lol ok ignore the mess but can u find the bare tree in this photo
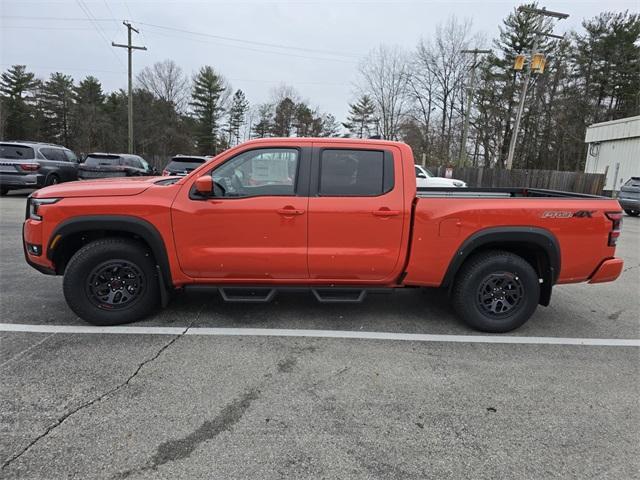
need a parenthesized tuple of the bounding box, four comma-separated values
(137, 59, 190, 112)
(356, 45, 409, 140)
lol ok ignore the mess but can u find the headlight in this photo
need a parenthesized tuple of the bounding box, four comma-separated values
(28, 198, 60, 221)
(453, 181, 466, 188)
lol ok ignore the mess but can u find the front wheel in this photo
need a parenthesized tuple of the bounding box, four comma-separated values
(452, 250, 540, 333)
(63, 238, 159, 325)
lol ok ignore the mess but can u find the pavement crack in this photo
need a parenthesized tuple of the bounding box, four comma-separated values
(1, 325, 192, 471)
(622, 263, 640, 273)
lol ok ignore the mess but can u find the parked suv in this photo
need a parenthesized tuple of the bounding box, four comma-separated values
(162, 155, 211, 176)
(0, 141, 79, 195)
(78, 153, 155, 179)
(618, 177, 640, 217)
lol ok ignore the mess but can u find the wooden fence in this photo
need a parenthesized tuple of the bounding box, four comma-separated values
(428, 166, 606, 195)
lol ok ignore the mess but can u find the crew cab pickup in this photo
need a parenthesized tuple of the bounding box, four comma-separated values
(23, 138, 624, 332)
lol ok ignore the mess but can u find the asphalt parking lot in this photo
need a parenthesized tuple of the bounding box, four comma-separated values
(1, 190, 639, 479)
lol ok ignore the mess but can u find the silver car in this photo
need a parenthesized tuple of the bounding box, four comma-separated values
(618, 177, 640, 217)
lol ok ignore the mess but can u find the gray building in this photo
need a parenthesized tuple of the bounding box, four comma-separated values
(584, 115, 640, 194)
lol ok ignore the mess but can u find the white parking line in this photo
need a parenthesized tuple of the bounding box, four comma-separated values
(1, 323, 638, 346)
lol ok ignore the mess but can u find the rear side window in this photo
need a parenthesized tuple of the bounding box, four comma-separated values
(319, 149, 394, 196)
(0, 144, 35, 159)
(40, 148, 66, 161)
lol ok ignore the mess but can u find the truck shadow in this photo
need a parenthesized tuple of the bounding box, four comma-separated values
(157, 287, 465, 334)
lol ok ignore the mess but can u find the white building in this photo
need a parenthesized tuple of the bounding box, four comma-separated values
(584, 115, 640, 193)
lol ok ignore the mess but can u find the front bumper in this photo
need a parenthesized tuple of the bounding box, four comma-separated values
(22, 220, 56, 275)
(0, 172, 46, 189)
(588, 258, 624, 284)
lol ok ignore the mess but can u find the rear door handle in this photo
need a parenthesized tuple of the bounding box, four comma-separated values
(277, 207, 305, 216)
(372, 209, 400, 217)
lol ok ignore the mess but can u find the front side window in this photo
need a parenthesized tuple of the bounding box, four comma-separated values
(212, 148, 299, 197)
(319, 149, 392, 196)
(64, 150, 78, 163)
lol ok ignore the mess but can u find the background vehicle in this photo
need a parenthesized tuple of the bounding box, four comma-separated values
(618, 177, 640, 216)
(162, 155, 211, 176)
(0, 141, 79, 195)
(23, 138, 624, 333)
(415, 164, 466, 188)
(78, 153, 155, 179)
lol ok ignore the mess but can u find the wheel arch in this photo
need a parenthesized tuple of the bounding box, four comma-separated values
(442, 227, 560, 306)
(47, 215, 172, 288)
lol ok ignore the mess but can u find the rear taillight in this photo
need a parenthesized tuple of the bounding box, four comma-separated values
(605, 211, 623, 247)
(19, 163, 40, 172)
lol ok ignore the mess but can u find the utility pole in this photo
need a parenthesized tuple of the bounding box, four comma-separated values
(112, 21, 147, 154)
(458, 48, 491, 167)
(505, 6, 568, 170)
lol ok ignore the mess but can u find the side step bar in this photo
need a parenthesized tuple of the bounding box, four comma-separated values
(185, 285, 393, 304)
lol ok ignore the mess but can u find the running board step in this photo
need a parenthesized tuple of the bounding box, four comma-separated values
(312, 288, 367, 303)
(219, 287, 276, 303)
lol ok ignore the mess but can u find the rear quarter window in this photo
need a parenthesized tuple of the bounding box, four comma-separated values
(0, 144, 35, 160)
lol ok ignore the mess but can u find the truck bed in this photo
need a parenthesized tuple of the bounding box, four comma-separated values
(416, 187, 606, 199)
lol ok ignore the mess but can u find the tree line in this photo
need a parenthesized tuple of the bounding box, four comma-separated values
(350, 6, 639, 170)
(1, 3, 638, 171)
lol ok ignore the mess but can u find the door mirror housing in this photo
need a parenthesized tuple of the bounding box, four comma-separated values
(417, 172, 427, 179)
(194, 175, 213, 196)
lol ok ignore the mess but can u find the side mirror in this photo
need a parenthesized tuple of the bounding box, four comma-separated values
(417, 172, 427, 179)
(194, 175, 213, 196)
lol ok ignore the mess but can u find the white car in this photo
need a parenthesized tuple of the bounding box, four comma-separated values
(415, 164, 467, 188)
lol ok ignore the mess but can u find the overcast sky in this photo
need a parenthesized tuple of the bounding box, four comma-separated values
(1, 0, 637, 122)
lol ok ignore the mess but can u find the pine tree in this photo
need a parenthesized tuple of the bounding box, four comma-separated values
(226, 89, 249, 146)
(252, 103, 273, 138)
(343, 95, 376, 138)
(271, 97, 296, 136)
(73, 76, 106, 152)
(190, 66, 228, 155)
(0, 65, 38, 140)
(41, 72, 75, 146)
(321, 113, 340, 137)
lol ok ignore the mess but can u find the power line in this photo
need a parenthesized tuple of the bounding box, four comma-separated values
(143, 29, 358, 64)
(2, 15, 363, 60)
(75, 0, 125, 68)
(136, 22, 363, 59)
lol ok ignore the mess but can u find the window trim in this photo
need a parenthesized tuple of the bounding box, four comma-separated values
(312, 147, 395, 198)
(190, 146, 311, 201)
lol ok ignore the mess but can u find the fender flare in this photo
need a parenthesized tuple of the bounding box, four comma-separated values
(47, 215, 173, 287)
(441, 226, 561, 305)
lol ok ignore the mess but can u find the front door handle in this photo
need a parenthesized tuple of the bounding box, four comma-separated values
(372, 208, 400, 217)
(277, 206, 305, 216)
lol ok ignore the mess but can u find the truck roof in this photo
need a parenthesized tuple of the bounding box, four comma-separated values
(240, 137, 408, 148)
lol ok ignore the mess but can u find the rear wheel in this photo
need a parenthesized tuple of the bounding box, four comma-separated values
(0, 187, 8, 196)
(63, 238, 159, 325)
(452, 250, 540, 333)
(624, 209, 639, 217)
(45, 174, 60, 186)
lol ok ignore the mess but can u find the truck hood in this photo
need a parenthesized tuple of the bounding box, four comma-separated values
(32, 176, 164, 198)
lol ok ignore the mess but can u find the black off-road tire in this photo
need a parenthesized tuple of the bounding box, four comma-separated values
(624, 209, 639, 217)
(452, 250, 540, 333)
(63, 238, 159, 325)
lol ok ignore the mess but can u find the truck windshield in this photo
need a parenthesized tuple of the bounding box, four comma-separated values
(0, 144, 35, 160)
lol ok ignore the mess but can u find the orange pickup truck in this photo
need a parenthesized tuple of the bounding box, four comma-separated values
(23, 138, 624, 332)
